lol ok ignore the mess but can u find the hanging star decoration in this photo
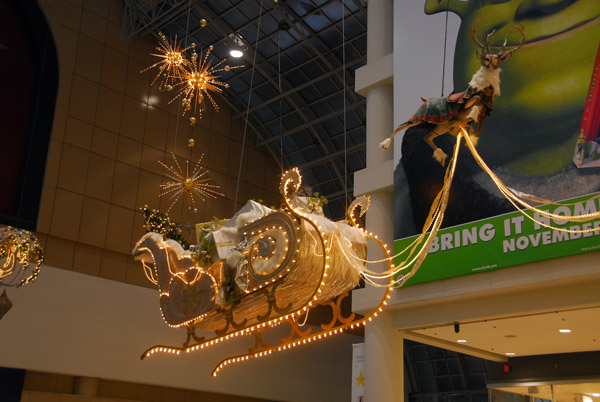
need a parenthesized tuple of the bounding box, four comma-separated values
(157, 141, 224, 212)
(141, 24, 243, 118)
(141, 31, 195, 91)
(170, 45, 243, 117)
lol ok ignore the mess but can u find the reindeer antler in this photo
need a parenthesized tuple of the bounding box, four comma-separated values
(500, 24, 525, 57)
(470, 18, 496, 57)
(469, 17, 486, 51)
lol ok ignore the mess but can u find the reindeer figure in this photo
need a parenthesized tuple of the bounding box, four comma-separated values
(379, 19, 524, 166)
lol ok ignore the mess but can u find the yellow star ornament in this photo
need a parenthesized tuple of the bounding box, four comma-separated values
(355, 371, 365, 388)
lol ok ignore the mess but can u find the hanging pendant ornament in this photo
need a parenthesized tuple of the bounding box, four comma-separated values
(0, 227, 44, 287)
(169, 45, 243, 118)
(158, 153, 224, 212)
(141, 32, 196, 90)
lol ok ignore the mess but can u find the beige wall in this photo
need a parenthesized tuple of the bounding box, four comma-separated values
(1, 3, 359, 401)
(1, 266, 357, 402)
(21, 372, 274, 401)
(35, 0, 280, 288)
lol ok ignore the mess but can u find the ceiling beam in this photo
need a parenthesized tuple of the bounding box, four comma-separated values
(195, 0, 347, 191)
(122, 0, 191, 40)
(254, 86, 365, 130)
(267, 0, 362, 106)
(232, 57, 364, 119)
(257, 99, 365, 146)
(297, 143, 365, 170)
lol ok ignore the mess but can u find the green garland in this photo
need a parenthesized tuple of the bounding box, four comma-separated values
(141, 206, 190, 249)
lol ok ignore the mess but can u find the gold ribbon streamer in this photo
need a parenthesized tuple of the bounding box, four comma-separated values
(356, 130, 464, 286)
(356, 126, 600, 286)
(462, 128, 600, 232)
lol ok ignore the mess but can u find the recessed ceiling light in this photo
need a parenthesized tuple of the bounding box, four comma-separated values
(559, 329, 572, 333)
(505, 352, 516, 356)
(592, 394, 599, 397)
(229, 49, 244, 58)
(457, 339, 467, 343)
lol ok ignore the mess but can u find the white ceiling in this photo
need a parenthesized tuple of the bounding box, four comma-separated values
(496, 383, 600, 402)
(412, 306, 600, 358)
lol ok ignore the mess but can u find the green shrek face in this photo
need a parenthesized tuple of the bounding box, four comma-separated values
(425, 0, 600, 175)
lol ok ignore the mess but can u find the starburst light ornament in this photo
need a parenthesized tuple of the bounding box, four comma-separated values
(170, 45, 243, 117)
(158, 147, 224, 213)
(141, 32, 196, 90)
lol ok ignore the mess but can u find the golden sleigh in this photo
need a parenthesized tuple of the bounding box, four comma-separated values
(132, 169, 392, 375)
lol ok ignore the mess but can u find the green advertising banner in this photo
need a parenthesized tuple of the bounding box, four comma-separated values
(394, 193, 600, 287)
(393, 2, 600, 287)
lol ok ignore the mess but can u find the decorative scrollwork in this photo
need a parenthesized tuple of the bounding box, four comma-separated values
(280, 315, 312, 343)
(279, 168, 302, 197)
(347, 196, 370, 229)
(249, 327, 271, 354)
(182, 325, 205, 348)
(256, 281, 293, 322)
(215, 304, 248, 336)
(321, 292, 355, 331)
(240, 211, 301, 290)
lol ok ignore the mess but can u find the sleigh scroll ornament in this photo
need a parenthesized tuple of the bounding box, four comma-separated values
(132, 168, 393, 376)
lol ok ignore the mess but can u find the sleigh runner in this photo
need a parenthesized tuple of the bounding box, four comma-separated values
(133, 168, 392, 374)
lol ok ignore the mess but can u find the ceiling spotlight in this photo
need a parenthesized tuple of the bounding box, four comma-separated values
(230, 49, 243, 58)
(505, 352, 516, 356)
(457, 339, 467, 343)
(559, 329, 572, 333)
(592, 394, 600, 397)
(228, 33, 246, 58)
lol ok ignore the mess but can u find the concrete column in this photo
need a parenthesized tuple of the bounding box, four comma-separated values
(366, 86, 394, 166)
(360, 0, 403, 400)
(367, 0, 393, 62)
(364, 190, 403, 402)
(365, 313, 404, 401)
